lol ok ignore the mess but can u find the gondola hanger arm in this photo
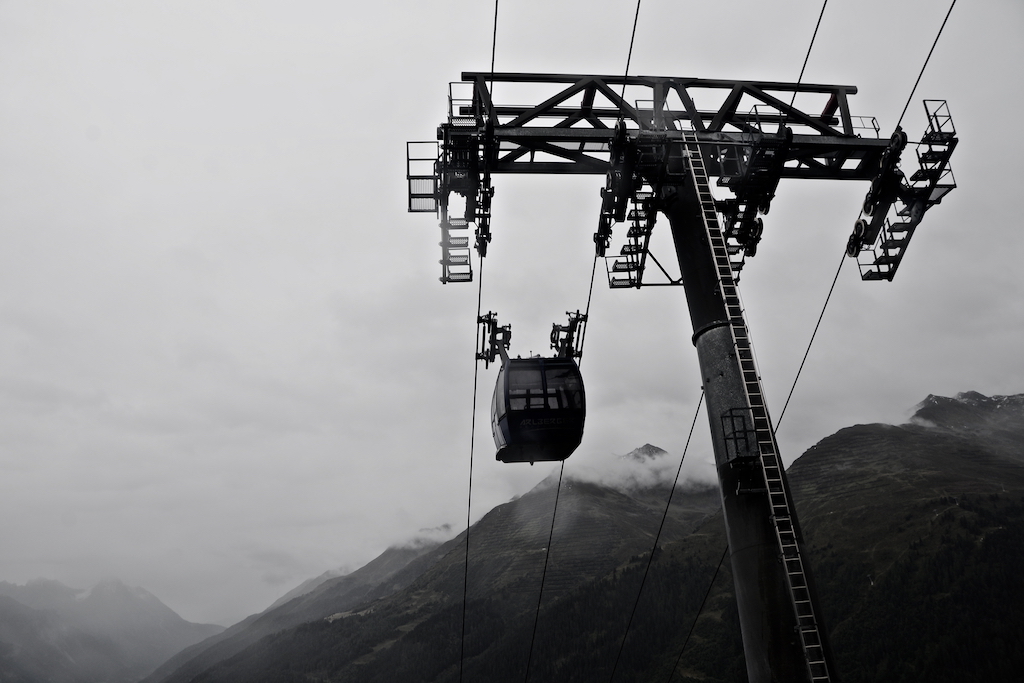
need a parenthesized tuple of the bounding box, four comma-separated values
(477, 312, 511, 368)
(550, 310, 587, 360)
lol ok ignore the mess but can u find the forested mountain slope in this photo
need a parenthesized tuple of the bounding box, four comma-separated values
(159, 393, 1024, 683)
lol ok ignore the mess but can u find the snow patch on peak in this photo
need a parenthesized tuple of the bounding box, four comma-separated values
(953, 390, 989, 404)
(910, 391, 1024, 431)
(949, 391, 1024, 408)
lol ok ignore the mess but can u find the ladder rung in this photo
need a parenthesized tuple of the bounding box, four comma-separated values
(910, 168, 942, 181)
(920, 149, 952, 163)
(861, 269, 888, 281)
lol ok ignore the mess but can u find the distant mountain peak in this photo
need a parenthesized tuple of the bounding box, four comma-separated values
(953, 390, 990, 404)
(621, 443, 668, 463)
(25, 576, 78, 590)
(85, 577, 161, 604)
(0, 577, 223, 683)
(0, 577, 82, 610)
(558, 444, 696, 494)
(910, 391, 1024, 431)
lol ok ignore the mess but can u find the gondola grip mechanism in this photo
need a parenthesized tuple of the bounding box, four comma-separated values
(477, 311, 511, 368)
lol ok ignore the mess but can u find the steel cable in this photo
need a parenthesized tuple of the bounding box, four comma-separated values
(775, 0, 836, 430)
(777, 247, 845, 428)
(779, 0, 957, 429)
(789, 1, 829, 109)
(665, 544, 731, 683)
(612, 3, 828, 678)
(459, 4, 500, 681)
(897, 0, 957, 129)
(522, 460, 566, 683)
(619, 0, 642, 101)
(576, 255, 599, 365)
(524, 3, 643, 679)
(608, 391, 704, 683)
(459, 254, 486, 683)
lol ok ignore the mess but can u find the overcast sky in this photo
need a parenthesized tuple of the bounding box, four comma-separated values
(1, 0, 1020, 626)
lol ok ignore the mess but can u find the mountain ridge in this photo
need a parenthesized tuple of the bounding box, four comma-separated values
(143, 534, 454, 683)
(0, 577, 223, 683)
(152, 391, 1024, 683)
(148, 454, 721, 683)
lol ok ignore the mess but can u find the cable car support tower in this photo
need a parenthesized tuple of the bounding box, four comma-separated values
(408, 73, 957, 683)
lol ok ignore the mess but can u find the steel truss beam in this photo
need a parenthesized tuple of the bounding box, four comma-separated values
(452, 72, 889, 179)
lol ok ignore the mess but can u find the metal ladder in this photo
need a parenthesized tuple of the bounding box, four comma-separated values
(683, 132, 833, 683)
(856, 101, 957, 282)
(439, 215, 472, 283)
(607, 191, 656, 288)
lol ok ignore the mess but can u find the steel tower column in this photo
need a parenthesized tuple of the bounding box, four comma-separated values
(661, 141, 832, 683)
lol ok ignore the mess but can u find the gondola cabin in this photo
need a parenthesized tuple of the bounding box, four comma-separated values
(491, 356, 585, 464)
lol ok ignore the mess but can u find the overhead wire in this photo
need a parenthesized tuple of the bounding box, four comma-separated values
(459, 255, 486, 683)
(778, 0, 957, 429)
(720, 11, 963, 680)
(522, 205, 602, 683)
(614, 3, 830, 676)
(776, 248, 844, 428)
(576, 256, 599, 360)
(897, 0, 957, 129)
(488, 0, 500, 95)
(601, 2, 721, 680)
(459, 3, 500, 681)
(523, 4, 645, 681)
(608, 391, 704, 683)
(579, 0, 641, 358)
(775, 0, 839, 430)
(619, 0, 643, 101)
(522, 461, 565, 683)
(664, 544, 731, 683)
(789, 0, 829, 108)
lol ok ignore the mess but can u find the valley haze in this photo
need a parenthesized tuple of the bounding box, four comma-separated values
(3, 391, 1022, 682)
